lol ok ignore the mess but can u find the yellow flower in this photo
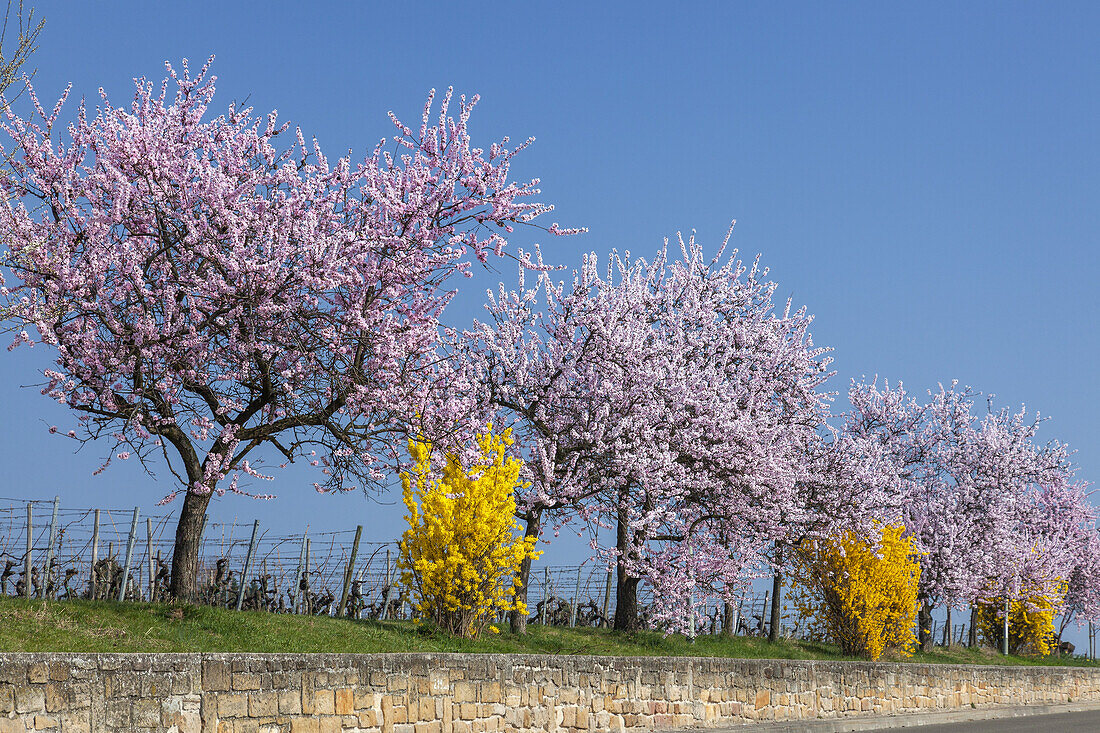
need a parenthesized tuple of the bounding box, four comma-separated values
(789, 524, 921, 660)
(975, 580, 1065, 656)
(397, 426, 541, 638)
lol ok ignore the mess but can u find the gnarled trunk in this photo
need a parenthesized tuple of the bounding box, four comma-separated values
(509, 509, 541, 634)
(918, 594, 934, 652)
(613, 504, 641, 631)
(768, 571, 783, 642)
(170, 488, 211, 601)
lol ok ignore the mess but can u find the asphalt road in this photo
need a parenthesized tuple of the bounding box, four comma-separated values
(863, 709, 1100, 732)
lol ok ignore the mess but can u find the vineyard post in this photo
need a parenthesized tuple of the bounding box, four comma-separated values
(303, 537, 311, 615)
(293, 531, 307, 614)
(688, 594, 696, 640)
(337, 525, 362, 618)
(146, 518, 154, 602)
(43, 496, 59, 599)
(539, 566, 549, 625)
(117, 507, 139, 603)
(381, 548, 393, 619)
(89, 509, 100, 599)
(23, 502, 31, 599)
(235, 520, 260, 612)
(601, 569, 612, 628)
(570, 567, 582, 627)
(1003, 595, 1010, 655)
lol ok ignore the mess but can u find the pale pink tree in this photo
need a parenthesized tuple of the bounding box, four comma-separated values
(1058, 528, 1100, 642)
(0, 58, 576, 598)
(846, 379, 1092, 649)
(468, 229, 845, 633)
(461, 247, 659, 631)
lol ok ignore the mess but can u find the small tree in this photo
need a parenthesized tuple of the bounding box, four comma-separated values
(398, 426, 540, 638)
(790, 524, 921, 660)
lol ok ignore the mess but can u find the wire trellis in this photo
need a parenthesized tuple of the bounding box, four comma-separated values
(0, 496, 978, 642)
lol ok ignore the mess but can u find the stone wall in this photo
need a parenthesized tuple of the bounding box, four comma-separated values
(2, 652, 1099, 732)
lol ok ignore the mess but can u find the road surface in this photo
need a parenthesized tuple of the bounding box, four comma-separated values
(863, 708, 1100, 731)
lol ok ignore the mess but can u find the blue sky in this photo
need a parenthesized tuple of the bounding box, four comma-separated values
(1, 1, 1098, 579)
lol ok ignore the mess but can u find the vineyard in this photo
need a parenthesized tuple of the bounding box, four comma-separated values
(0, 495, 987, 647)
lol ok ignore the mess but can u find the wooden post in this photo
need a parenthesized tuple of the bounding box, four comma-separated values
(303, 538, 312, 615)
(337, 525, 363, 618)
(23, 502, 32, 599)
(43, 496, 59, 599)
(381, 548, 394, 619)
(146, 517, 154, 602)
(293, 531, 307, 614)
(89, 509, 100, 599)
(570, 567, 582, 627)
(196, 513, 208, 599)
(539, 566, 549, 625)
(117, 507, 140, 603)
(235, 520, 260, 611)
(601, 569, 613, 628)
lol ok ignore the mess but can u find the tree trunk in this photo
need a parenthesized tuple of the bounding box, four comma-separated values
(614, 569, 641, 632)
(722, 601, 734, 635)
(170, 488, 212, 601)
(509, 510, 541, 635)
(768, 571, 783, 643)
(613, 505, 641, 632)
(917, 595, 934, 652)
(968, 606, 978, 647)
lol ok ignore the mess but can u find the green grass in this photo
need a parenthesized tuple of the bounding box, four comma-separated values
(0, 594, 1095, 667)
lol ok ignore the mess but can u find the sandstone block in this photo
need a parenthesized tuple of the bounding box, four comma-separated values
(334, 688, 354, 715)
(132, 698, 160, 728)
(289, 719, 320, 733)
(248, 692, 277, 717)
(204, 662, 232, 692)
(318, 717, 342, 733)
(232, 674, 262, 691)
(313, 689, 335, 715)
(278, 689, 301, 715)
(218, 693, 249, 718)
(14, 685, 45, 714)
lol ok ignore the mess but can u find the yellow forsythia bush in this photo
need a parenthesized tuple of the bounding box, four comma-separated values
(789, 524, 921, 660)
(976, 584, 1063, 656)
(398, 426, 540, 638)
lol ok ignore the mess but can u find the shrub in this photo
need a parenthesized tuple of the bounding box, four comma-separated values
(789, 524, 921, 660)
(397, 426, 540, 638)
(976, 585, 1063, 656)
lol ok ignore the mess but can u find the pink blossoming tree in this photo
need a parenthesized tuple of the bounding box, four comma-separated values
(0, 58, 575, 598)
(468, 229, 855, 633)
(846, 379, 1095, 649)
